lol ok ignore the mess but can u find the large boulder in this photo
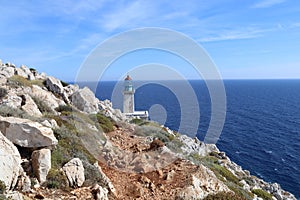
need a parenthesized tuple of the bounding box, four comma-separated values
(45, 76, 64, 94)
(62, 158, 85, 187)
(21, 94, 42, 117)
(31, 85, 65, 111)
(31, 149, 51, 184)
(0, 116, 58, 148)
(0, 131, 22, 191)
(176, 164, 230, 199)
(70, 87, 99, 113)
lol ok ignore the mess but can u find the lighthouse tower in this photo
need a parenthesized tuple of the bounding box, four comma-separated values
(123, 75, 135, 113)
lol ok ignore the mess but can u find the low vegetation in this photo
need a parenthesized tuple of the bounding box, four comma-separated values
(252, 189, 273, 200)
(203, 191, 247, 200)
(7, 75, 44, 88)
(89, 113, 115, 133)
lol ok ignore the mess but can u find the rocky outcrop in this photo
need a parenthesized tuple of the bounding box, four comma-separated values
(176, 164, 230, 199)
(0, 116, 57, 148)
(179, 135, 219, 156)
(62, 158, 85, 188)
(99, 100, 125, 122)
(70, 87, 99, 113)
(31, 149, 51, 184)
(0, 63, 15, 78)
(0, 131, 22, 191)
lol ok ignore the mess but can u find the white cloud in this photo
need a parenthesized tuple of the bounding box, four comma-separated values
(251, 0, 286, 8)
(198, 27, 271, 42)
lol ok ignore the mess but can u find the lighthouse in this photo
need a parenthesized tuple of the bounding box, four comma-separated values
(123, 75, 148, 119)
(123, 75, 135, 113)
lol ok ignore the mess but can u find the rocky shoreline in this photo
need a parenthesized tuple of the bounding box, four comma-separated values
(0, 59, 296, 199)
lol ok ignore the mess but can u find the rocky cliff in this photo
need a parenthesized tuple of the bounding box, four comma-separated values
(0, 59, 296, 200)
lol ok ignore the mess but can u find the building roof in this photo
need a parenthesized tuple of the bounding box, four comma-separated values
(125, 75, 132, 80)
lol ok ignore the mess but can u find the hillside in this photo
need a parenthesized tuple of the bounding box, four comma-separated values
(0, 60, 296, 200)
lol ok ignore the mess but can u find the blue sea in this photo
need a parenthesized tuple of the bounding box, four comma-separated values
(82, 80, 300, 198)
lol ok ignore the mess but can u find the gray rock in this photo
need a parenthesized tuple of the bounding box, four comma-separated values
(64, 84, 79, 97)
(1, 91, 22, 108)
(31, 149, 51, 184)
(91, 184, 109, 200)
(0, 131, 22, 191)
(70, 87, 99, 113)
(0, 116, 58, 148)
(5, 191, 23, 200)
(0, 65, 15, 78)
(45, 76, 64, 94)
(16, 172, 31, 192)
(31, 85, 65, 111)
(62, 158, 85, 187)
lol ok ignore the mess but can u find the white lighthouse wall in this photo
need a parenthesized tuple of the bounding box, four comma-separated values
(123, 93, 134, 113)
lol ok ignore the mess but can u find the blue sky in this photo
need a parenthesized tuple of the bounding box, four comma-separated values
(0, 0, 300, 81)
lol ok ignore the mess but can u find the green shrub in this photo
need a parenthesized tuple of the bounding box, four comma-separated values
(31, 96, 54, 114)
(130, 118, 144, 125)
(46, 169, 68, 189)
(0, 180, 5, 194)
(91, 113, 114, 133)
(212, 164, 240, 184)
(0, 88, 8, 100)
(252, 189, 273, 200)
(204, 191, 247, 200)
(0, 105, 36, 120)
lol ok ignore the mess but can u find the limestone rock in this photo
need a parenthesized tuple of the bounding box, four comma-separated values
(21, 94, 42, 117)
(62, 158, 85, 187)
(70, 87, 99, 113)
(91, 184, 109, 200)
(16, 172, 31, 192)
(5, 191, 23, 200)
(64, 84, 79, 97)
(0, 116, 58, 148)
(31, 149, 51, 184)
(99, 100, 125, 122)
(176, 164, 230, 199)
(31, 85, 65, 111)
(14, 68, 28, 78)
(0, 64, 15, 78)
(0, 131, 22, 191)
(1, 91, 22, 108)
(179, 135, 219, 156)
(45, 76, 64, 94)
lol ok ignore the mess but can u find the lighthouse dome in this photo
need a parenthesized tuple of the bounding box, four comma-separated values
(125, 75, 132, 81)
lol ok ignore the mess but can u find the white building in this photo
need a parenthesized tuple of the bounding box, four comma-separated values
(123, 75, 148, 119)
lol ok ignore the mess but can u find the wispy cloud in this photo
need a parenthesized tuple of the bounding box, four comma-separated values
(251, 0, 286, 8)
(198, 27, 272, 42)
